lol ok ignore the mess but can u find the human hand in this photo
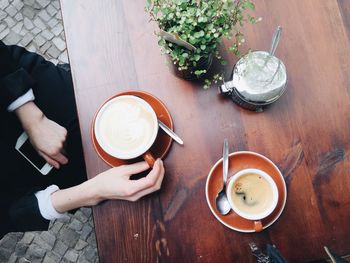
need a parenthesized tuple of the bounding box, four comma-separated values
(94, 159, 165, 202)
(16, 102, 68, 168)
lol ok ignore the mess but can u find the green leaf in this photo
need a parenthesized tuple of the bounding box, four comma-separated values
(243, 1, 255, 10)
(145, 0, 152, 10)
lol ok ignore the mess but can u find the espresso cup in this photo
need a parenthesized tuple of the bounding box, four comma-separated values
(226, 168, 279, 232)
(94, 95, 158, 167)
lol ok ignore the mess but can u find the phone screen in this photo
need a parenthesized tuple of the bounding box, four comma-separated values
(19, 139, 47, 168)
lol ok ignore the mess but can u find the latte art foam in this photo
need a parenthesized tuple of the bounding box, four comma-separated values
(97, 97, 157, 158)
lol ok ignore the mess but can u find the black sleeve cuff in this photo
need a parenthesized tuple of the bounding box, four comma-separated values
(0, 68, 36, 109)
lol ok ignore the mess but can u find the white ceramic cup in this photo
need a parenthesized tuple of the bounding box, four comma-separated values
(226, 168, 279, 231)
(94, 95, 158, 166)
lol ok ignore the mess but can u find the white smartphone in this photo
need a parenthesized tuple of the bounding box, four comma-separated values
(15, 132, 53, 175)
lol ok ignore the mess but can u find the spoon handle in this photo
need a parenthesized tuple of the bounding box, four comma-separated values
(269, 26, 282, 56)
(223, 139, 229, 186)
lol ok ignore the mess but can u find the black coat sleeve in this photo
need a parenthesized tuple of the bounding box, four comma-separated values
(9, 192, 50, 232)
(0, 40, 36, 110)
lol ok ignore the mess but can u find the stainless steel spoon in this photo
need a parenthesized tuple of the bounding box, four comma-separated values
(215, 139, 231, 215)
(269, 26, 282, 56)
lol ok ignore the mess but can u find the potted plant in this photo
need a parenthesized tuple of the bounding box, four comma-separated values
(146, 0, 258, 88)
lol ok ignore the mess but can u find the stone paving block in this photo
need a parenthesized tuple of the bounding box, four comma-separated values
(69, 218, 83, 231)
(43, 251, 61, 263)
(8, 253, 17, 263)
(0, 9, 7, 20)
(12, 21, 23, 34)
(47, 17, 58, 28)
(33, 17, 46, 30)
(57, 213, 71, 223)
(0, 23, 6, 33)
(26, 43, 37, 52)
(0, 247, 12, 262)
(34, 34, 46, 47)
(52, 37, 66, 51)
(0, 0, 9, 10)
(42, 28, 54, 40)
(0, 28, 10, 40)
(12, 0, 24, 11)
(20, 232, 36, 245)
(4, 31, 21, 44)
(74, 210, 89, 223)
(4, 16, 16, 27)
(81, 245, 97, 260)
(18, 257, 32, 263)
(36, 0, 50, 8)
(87, 232, 97, 246)
(40, 231, 56, 249)
(58, 226, 80, 247)
(80, 224, 93, 241)
(51, 23, 63, 36)
(75, 240, 88, 251)
(49, 220, 63, 234)
(47, 43, 61, 58)
(14, 242, 28, 257)
(14, 12, 23, 21)
(22, 6, 35, 20)
(43, 254, 58, 263)
(52, 0, 60, 10)
(64, 249, 79, 262)
(77, 256, 91, 263)
(5, 4, 17, 17)
(60, 30, 66, 40)
(56, 10, 62, 19)
(38, 9, 50, 22)
(21, 32, 34, 46)
(26, 244, 46, 260)
(31, 27, 41, 35)
(50, 58, 59, 65)
(81, 207, 92, 217)
(23, 0, 35, 5)
(32, 1, 42, 10)
(53, 240, 68, 257)
(32, 234, 54, 251)
(23, 17, 34, 30)
(39, 42, 51, 54)
(46, 4, 57, 17)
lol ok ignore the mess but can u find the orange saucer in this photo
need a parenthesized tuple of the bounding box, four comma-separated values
(205, 151, 287, 232)
(91, 90, 174, 167)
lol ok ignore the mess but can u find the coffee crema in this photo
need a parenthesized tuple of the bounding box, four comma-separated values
(97, 96, 156, 158)
(230, 173, 274, 215)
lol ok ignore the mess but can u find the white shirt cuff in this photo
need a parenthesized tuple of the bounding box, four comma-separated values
(7, 89, 35, 112)
(35, 185, 67, 220)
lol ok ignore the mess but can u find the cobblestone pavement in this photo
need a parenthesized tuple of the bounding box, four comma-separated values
(0, 0, 99, 262)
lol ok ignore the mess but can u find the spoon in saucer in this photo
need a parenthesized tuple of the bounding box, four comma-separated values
(215, 139, 231, 215)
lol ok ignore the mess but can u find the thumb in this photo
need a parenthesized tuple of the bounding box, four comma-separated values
(39, 151, 60, 169)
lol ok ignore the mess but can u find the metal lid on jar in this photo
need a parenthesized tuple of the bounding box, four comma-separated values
(231, 51, 287, 105)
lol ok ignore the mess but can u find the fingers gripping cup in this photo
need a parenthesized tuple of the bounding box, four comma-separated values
(227, 169, 279, 232)
(94, 95, 159, 167)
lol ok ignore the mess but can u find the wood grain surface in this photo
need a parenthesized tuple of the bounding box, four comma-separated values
(59, 0, 350, 262)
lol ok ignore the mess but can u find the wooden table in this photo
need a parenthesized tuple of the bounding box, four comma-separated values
(59, 0, 350, 262)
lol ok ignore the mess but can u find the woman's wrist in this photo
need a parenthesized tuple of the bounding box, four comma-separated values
(51, 178, 104, 213)
(15, 101, 44, 132)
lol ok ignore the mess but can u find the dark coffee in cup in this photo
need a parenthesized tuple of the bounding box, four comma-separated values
(227, 169, 278, 221)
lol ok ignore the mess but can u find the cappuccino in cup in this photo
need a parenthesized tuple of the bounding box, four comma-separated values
(94, 95, 158, 160)
(227, 169, 278, 221)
